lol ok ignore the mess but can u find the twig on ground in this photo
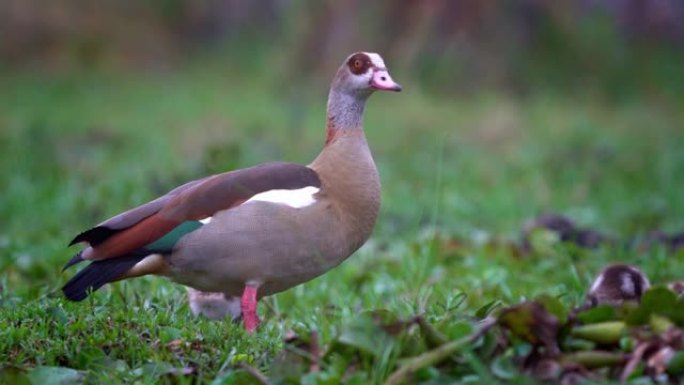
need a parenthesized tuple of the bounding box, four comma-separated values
(239, 363, 269, 385)
(384, 316, 497, 385)
(309, 330, 321, 373)
(620, 342, 650, 383)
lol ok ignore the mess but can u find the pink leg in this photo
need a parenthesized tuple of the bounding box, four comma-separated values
(240, 285, 260, 333)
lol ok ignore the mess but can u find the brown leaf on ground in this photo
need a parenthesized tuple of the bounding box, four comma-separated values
(498, 301, 560, 356)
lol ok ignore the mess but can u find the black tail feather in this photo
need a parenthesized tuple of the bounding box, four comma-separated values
(62, 251, 85, 272)
(62, 252, 147, 301)
(69, 226, 119, 247)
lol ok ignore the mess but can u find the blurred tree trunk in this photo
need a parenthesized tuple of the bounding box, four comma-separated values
(1, 0, 682, 95)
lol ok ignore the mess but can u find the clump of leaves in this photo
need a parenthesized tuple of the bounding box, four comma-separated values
(521, 212, 684, 255)
(521, 213, 611, 253)
(222, 271, 684, 384)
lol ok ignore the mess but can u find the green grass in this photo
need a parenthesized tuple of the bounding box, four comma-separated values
(1, 58, 684, 384)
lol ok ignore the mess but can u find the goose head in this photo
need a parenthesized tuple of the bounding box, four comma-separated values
(332, 52, 402, 96)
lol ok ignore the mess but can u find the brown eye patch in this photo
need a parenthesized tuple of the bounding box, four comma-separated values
(347, 53, 371, 75)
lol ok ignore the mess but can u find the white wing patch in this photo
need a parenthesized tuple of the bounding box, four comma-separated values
(199, 217, 212, 225)
(365, 52, 387, 68)
(245, 186, 319, 209)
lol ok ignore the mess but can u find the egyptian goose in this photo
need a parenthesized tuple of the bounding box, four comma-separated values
(62, 52, 401, 332)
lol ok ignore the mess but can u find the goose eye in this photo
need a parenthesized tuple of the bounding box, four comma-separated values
(347, 54, 370, 74)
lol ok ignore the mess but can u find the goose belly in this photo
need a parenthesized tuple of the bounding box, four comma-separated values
(167, 200, 351, 296)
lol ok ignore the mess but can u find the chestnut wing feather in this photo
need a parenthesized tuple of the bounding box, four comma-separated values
(69, 162, 321, 259)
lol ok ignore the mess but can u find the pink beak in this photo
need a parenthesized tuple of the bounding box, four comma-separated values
(370, 69, 402, 92)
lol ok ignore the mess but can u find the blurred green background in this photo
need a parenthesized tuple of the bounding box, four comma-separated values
(2, 3, 684, 382)
(1, 0, 683, 295)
